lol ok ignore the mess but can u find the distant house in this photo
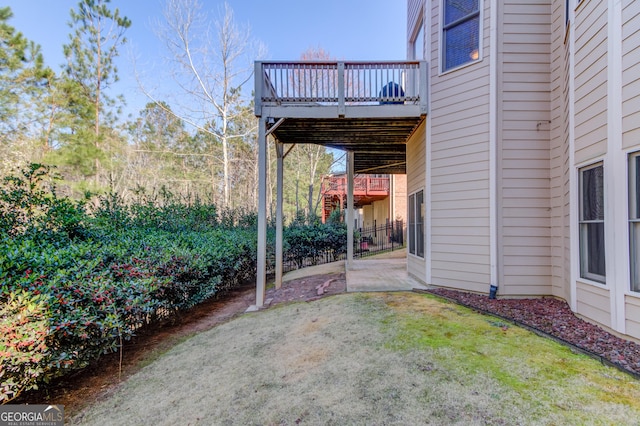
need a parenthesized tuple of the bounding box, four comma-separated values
(320, 173, 406, 229)
(254, 0, 640, 342)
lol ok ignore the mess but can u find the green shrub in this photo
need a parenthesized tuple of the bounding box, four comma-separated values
(0, 164, 87, 242)
(0, 290, 52, 403)
(0, 165, 260, 398)
(283, 218, 347, 268)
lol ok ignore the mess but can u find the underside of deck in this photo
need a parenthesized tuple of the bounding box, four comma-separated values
(253, 60, 429, 307)
(267, 116, 423, 174)
(256, 61, 428, 175)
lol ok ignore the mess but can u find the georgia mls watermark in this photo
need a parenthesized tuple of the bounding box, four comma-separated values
(0, 405, 64, 426)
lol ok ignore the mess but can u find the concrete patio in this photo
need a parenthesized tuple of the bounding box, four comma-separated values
(345, 249, 429, 292)
(281, 249, 429, 293)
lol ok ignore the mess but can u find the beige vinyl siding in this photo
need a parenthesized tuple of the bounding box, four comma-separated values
(622, 1, 640, 149)
(406, 121, 426, 282)
(625, 295, 640, 341)
(361, 205, 374, 229)
(362, 201, 389, 230)
(428, 0, 491, 293)
(391, 174, 407, 223)
(372, 199, 389, 227)
(573, 0, 608, 164)
(576, 282, 611, 328)
(549, 0, 570, 301)
(407, 0, 423, 41)
(497, 0, 551, 296)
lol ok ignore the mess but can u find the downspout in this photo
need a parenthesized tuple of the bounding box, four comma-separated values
(608, 0, 625, 333)
(489, 0, 499, 297)
(568, 1, 578, 312)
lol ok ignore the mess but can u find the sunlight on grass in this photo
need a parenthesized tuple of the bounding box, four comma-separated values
(76, 293, 640, 425)
(377, 292, 640, 424)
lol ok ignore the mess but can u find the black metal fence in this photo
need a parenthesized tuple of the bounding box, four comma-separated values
(280, 220, 405, 273)
(355, 220, 404, 258)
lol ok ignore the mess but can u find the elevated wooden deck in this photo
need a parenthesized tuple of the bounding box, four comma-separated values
(254, 60, 428, 307)
(254, 61, 428, 174)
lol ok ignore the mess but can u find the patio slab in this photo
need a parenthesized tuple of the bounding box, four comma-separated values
(346, 251, 430, 292)
(279, 249, 429, 293)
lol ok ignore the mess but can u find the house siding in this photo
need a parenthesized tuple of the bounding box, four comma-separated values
(498, 0, 552, 296)
(548, 0, 571, 302)
(570, 0, 616, 332)
(622, 2, 640, 150)
(576, 282, 611, 328)
(406, 121, 426, 281)
(625, 295, 640, 339)
(404, 0, 640, 342)
(623, 2, 640, 340)
(407, 0, 422, 42)
(573, 0, 608, 164)
(428, 0, 491, 292)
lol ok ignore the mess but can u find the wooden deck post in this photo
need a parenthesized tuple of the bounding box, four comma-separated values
(275, 141, 284, 289)
(256, 117, 267, 307)
(347, 151, 354, 270)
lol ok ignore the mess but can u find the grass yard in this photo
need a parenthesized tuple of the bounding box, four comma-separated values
(73, 292, 640, 425)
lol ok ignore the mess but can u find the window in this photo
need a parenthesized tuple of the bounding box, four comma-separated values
(409, 190, 424, 257)
(579, 164, 605, 283)
(630, 153, 640, 291)
(442, 0, 480, 71)
(409, 194, 415, 254)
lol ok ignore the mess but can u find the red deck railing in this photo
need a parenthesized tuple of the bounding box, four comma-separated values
(321, 175, 390, 196)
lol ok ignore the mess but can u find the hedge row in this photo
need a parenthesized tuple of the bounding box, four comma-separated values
(0, 165, 348, 403)
(0, 165, 257, 403)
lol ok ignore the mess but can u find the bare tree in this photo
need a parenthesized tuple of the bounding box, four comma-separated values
(289, 47, 337, 218)
(151, 0, 264, 208)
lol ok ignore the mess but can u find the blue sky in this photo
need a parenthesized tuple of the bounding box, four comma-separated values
(5, 0, 407, 119)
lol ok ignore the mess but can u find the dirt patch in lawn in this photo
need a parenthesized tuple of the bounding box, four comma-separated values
(15, 272, 346, 415)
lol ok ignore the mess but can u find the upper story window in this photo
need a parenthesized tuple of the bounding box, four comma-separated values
(442, 0, 480, 72)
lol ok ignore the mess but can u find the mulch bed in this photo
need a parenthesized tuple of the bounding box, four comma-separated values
(427, 288, 640, 378)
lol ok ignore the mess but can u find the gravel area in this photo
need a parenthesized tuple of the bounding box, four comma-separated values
(428, 288, 640, 378)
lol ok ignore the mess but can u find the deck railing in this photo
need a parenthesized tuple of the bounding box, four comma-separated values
(322, 175, 390, 196)
(255, 61, 427, 114)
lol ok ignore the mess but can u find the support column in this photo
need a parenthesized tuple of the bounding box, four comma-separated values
(347, 151, 354, 270)
(275, 141, 284, 289)
(256, 117, 267, 307)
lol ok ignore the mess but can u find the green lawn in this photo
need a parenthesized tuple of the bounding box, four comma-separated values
(75, 292, 640, 425)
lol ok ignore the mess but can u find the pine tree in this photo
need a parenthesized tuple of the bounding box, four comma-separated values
(0, 7, 52, 173)
(62, 0, 131, 187)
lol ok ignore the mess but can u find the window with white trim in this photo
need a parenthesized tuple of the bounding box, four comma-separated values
(409, 190, 424, 257)
(442, 0, 480, 71)
(579, 163, 606, 283)
(629, 153, 640, 291)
